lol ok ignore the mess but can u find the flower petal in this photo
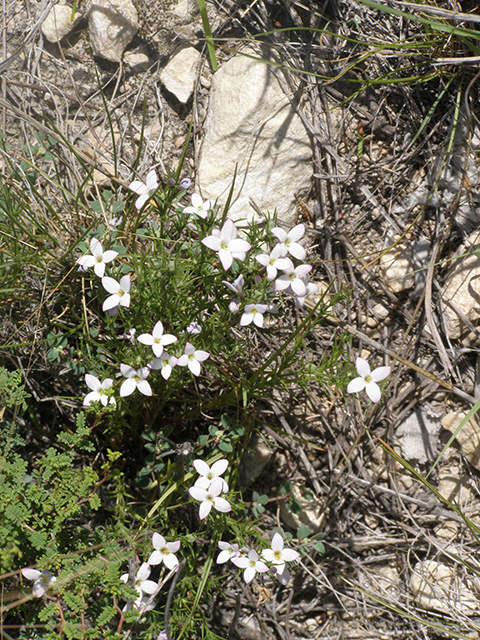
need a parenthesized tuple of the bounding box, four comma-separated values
(370, 366, 391, 382)
(355, 357, 370, 377)
(347, 377, 366, 394)
(365, 381, 381, 403)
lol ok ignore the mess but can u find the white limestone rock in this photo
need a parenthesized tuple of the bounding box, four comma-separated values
(410, 560, 479, 615)
(197, 49, 312, 226)
(88, 0, 138, 62)
(396, 405, 442, 464)
(279, 483, 323, 534)
(42, 3, 83, 43)
(124, 49, 150, 73)
(379, 237, 415, 293)
(160, 47, 201, 104)
(442, 230, 480, 344)
(442, 410, 480, 471)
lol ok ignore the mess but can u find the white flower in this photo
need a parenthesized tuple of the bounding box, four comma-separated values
(261, 533, 299, 575)
(121, 562, 158, 600)
(138, 321, 177, 358)
(129, 169, 159, 210)
(76, 238, 118, 278)
(188, 477, 231, 519)
(240, 303, 268, 328)
(202, 219, 251, 270)
(193, 458, 229, 492)
(347, 357, 390, 403)
(83, 374, 116, 407)
(148, 533, 180, 570)
(216, 541, 240, 564)
(119, 364, 152, 397)
(149, 352, 178, 380)
(272, 224, 306, 260)
(275, 264, 312, 297)
(102, 275, 131, 311)
(177, 343, 209, 377)
(231, 549, 269, 584)
(256, 245, 293, 281)
(123, 594, 156, 613)
(291, 279, 319, 308)
(21, 568, 56, 598)
(183, 193, 214, 219)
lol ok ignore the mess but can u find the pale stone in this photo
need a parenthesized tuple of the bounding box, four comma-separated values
(88, 0, 138, 63)
(442, 231, 480, 344)
(379, 237, 415, 293)
(396, 406, 442, 464)
(42, 4, 83, 43)
(410, 560, 479, 615)
(197, 49, 312, 226)
(279, 483, 323, 534)
(160, 47, 201, 104)
(239, 433, 273, 488)
(442, 410, 480, 471)
(124, 50, 150, 73)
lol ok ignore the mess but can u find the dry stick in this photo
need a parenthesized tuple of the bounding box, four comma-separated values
(164, 559, 186, 640)
(303, 299, 477, 405)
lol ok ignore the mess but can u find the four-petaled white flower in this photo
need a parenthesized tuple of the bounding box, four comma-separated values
(121, 562, 158, 601)
(120, 364, 152, 397)
(83, 374, 116, 407)
(193, 458, 229, 492)
(177, 343, 210, 377)
(275, 264, 312, 297)
(272, 224, 306, 260)
(216, 541, 240, 564)
(183, 193, 214, 219)
(77, 238, 118, 278)
(292, 278, 319, 308)
(21, 568, 56, 598)
(148, 533, 181, 570)
(231, 549, 269, 584)
(261, 533, 299, 575)
(347, 357, 390, 403)
(129, 169, 159, 210)
(186, 322, 202, 334)
(256, 245, 293, 281)
(102, 275, 131, 311)
(202, 219, 251, 270)
(240, 303, 268, 328)
(188, 477, 231, 519)
(149, 352, 178, 380)
(138, 321, 177, 358)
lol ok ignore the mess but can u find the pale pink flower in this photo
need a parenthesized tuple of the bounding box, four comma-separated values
(272, 224, 306, 260)
(21, 568, 56, 598)
(129, 169, 159, 209)
(77, 238, 118, 278)
(183, 193, 214, 219)
(202, 219, 251, 270)
(256, 244, 293, 281)
(347, 357, 390, 403)
(83, 374, 116, 407)
(148, 533, 180, 570)
(261, 533, 299, 575)
(120, 562, 158, 600)
(193, 458, 229, 492)
(102, 275, 131, 311)
(240, 303, 268, 328)
(177, 343, 209, 377)
(138, 321, 177, 358)
(275, 264, 312, 297)
(188, 477, 231, 519)
(216, 541, 240, 564)
(149, 352, 178, 380)
(231, 549, 269, 584)
(119, 364, 152, 397)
